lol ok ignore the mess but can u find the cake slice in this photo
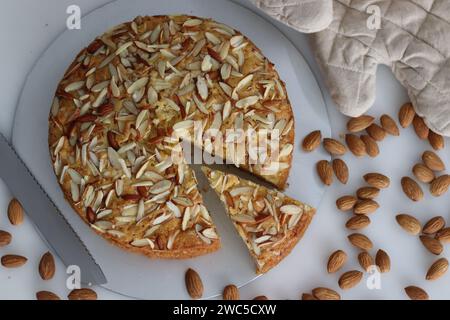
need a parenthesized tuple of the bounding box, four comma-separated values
(202, 167, 315, 273)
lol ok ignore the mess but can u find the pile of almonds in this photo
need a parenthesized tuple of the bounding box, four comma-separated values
(1, 198, 97, 300)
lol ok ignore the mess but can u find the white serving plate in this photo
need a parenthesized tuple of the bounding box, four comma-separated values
(11, 0, 330, 299)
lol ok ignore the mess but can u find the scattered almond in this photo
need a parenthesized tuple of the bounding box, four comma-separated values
(380, 114, 400, 136)
(353, 199, 379, 215)
(39, 252, 55, 280)
(348, 233, 373, 251)
(36, 291, 61, 301)
(316, 160, 333, 186)
(312, 287, 340, 300)
(1, 254, 27, 268)
(346, 215, 371, 230)
(396, 214, 421, 235)
(223, 284, 240, 300)
(430, 175, 450, 197)
(332, 159, 349, 184)
(302, 130, 321, 152)
(426, 258, 448, 281)
(413, 115, 429, 140)
(399, 102, 415, 128)
(428, 131, 444, 150)
(423, 216, 445, 235)
(366, 123, 386, 141)
(405, 286, 429, 300)
(323, 138, 347, 156)
(0, 230, 12, 247)
(436, 228, 450, 243)
(7, 198, 24, 226)
(327, 250, 347, 273)
(301, 293, 316, 300)
(412, 164, 435, 183)
(358, 251, 374, 272)
(345, 134, 367, 157)
(420, 235, 443, 255)
(375, 249, 391, 273)
(338, 270, 363, 290)
(185, 268, 203, 299)
(347, 115, 375, 133)
(360, 135, 379, 157)
(68, 288, 97, 300)
(364, 173, 390, 189)
(401, 177, 424, 202)
(356, 187, 380, 200)
(422, 151, 445, 171)
(336, 195, 358, 211)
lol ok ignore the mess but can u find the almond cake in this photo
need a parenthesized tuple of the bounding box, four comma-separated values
(202, 167, 315, 273)
(48, 15, 298, 261)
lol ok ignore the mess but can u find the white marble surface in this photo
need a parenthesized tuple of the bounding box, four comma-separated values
(1, 0, 449, 300)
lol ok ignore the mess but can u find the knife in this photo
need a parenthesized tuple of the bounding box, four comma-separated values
(0, 133, 106, 285)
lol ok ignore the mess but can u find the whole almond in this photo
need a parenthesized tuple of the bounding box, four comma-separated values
(1, 254, 27, 268)
(360, 135, 379, 157)
(413, 115, 429, 140)
(348, 233, 373, 251)
(36, 291, 60, 301)
(364, 173, 390, 189)
(420, 235, 443, 255)
(412, 164, 435, 183)
(428, 131, 444, 150)
(375, 249, 391, 273)
(336, 195, 357, 211)
(316, 160, 333, 186)
(358, 252, 374, 272)
(312, 287, 340, 300)
(405, 286, 429, 300)
(347, 115, 375, 133)
(39, 252, 55, 280)
(356, 187, 380, 200)
(253, 295, 269, 300)
(107, 131, 120, 150)
(430, 175, 450, 197)
(8, 198, 24, 226)
(185, 268, 203, 299)
(338, 270, 363, 290)
(345, 134, 367, 157)
(436, 228, 450, 243)
(301, 293, 316, 300)
(426, 258, 448, 280)
(423, 216, 445, 235)
(422, 151, 445, 171)
(327, 250, 347, 273)
(380, 114, 400, 136)
(323, 138, 347, 155)
(353, 199, 379, 215)
(346, 215, 371, 230)
(68, 288, 97, 300)
(0, 230, 12, 247)
(332, 159, 349, 184)
(302, 130, 321, 152)
(401, 177, 424, 201)
(223, 284, 240, 300)
(399, 102, 415, 128)
(366, 123, 386, 141)
(396, 214, 421, 235)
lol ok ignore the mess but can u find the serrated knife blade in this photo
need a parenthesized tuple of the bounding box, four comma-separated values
(0, 133, 106, 285)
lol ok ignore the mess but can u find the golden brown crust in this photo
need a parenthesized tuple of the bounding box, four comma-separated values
(258, 207, 314, 274)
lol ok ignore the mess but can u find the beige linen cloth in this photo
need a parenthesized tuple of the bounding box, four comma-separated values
(250, 0, 450, 137)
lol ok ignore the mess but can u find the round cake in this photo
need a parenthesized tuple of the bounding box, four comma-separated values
(48, 15, 295, 259)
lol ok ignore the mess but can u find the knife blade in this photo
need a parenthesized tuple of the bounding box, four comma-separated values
(0, 133, 106, 285)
